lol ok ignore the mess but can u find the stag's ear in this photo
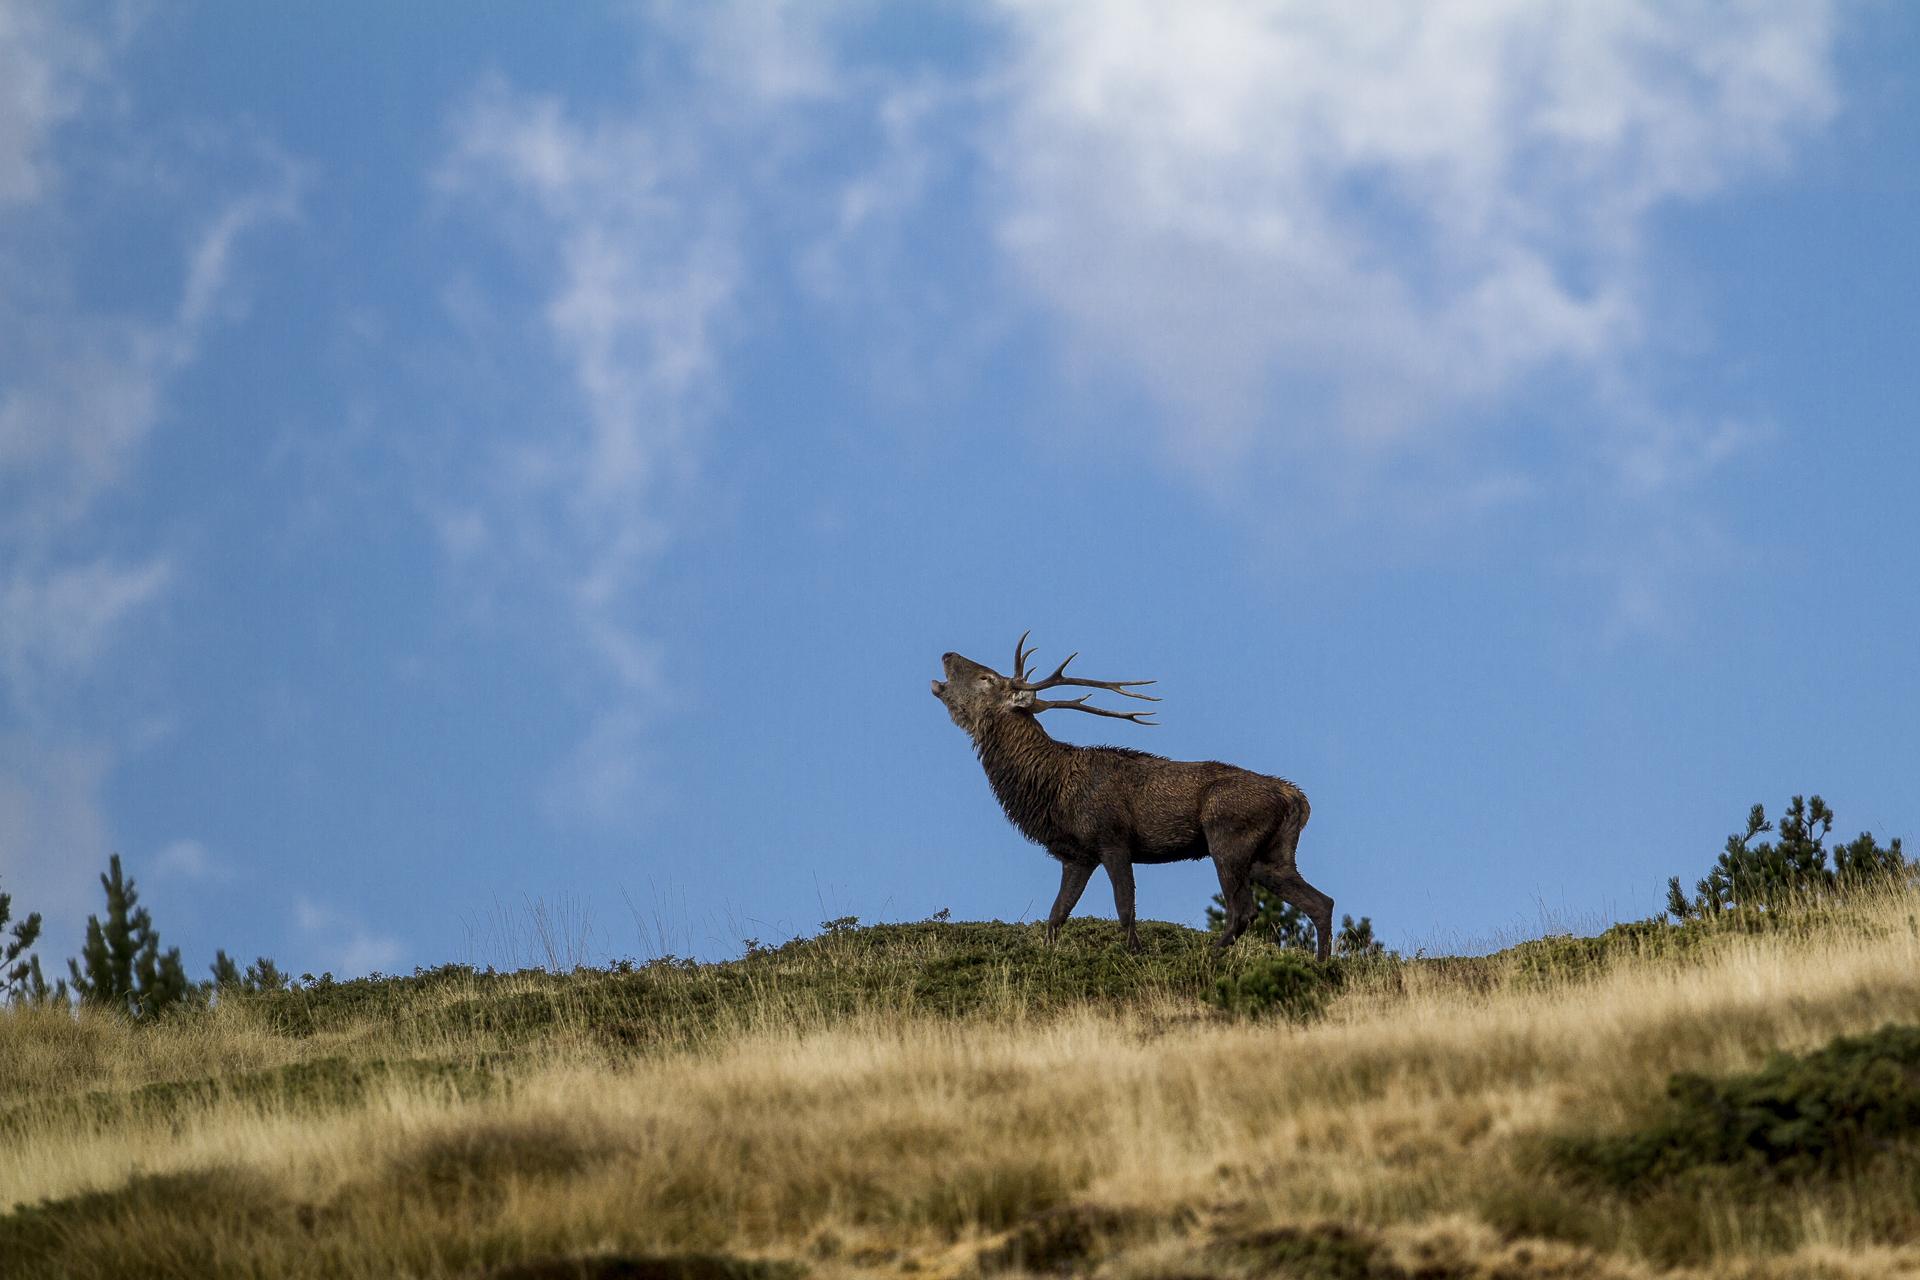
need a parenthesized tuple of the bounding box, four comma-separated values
(1008, 687, 1036, 711)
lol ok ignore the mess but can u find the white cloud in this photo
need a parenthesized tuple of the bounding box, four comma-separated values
(986, 0, 1838, 464)
(427, 1, 1840, 719)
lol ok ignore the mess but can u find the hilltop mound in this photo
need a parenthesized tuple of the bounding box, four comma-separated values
(6, 890, 1920, 1279)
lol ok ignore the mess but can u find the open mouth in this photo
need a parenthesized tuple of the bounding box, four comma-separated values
(930, 678, 946, 697)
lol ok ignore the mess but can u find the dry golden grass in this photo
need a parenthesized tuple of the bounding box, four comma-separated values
(5, 891, 1920, 1279)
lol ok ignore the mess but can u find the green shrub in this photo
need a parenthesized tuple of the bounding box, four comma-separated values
(209, 952, 290, 994)
(1554, 1022, 1920, 1189)
(1207, 950, 1330, 1022)
(1500, 920, 1698, 989)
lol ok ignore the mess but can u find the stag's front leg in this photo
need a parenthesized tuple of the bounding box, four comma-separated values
(1046, 859, 1096, 943)
(1101, 853, 1140, 953)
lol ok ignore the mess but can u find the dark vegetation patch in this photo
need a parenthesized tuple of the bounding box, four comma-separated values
(1204, 1223, 1471, 1280)
(484, 1258, 803, 1280)
(0, 1166, 288, 1278)
(1553, 1022, 1920, 1189)
(890, 1157, 1073, 1234)
(383, 1116, 614, 1207)
(976, 1202, 1191, 1274)
(0, 1053, 501, 1137)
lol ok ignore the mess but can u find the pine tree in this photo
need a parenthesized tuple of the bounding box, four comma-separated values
(1669, 795, 1911, 920)
(68, 854, 195, 1019)
(2, 875, 44, 1000)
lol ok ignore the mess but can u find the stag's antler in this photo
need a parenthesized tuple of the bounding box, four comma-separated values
(1011, 632, 1160, 725)
(1014, 630, 1038, 682)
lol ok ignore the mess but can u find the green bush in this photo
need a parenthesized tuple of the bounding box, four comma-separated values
(1554, 1022, 1920, 1190)
(1206, 950, 1329, 1022)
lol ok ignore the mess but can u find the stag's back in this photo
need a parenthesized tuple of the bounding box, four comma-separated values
(1060, 746, 1306, 859)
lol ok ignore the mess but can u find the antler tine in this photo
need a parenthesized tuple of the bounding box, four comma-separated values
(1013, 629, 1035, 681)
(1017, 651, 1161, 702)
(1030, 694, 1158, 725)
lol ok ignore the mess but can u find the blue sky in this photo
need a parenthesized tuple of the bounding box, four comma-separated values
(3, 2, 1916, 978)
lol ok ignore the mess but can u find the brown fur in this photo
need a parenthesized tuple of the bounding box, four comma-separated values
(932, 648, 1331, 958)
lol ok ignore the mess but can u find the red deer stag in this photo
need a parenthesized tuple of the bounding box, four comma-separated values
(930, 633, 1331, 958)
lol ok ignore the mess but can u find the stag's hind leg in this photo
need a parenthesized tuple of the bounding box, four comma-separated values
(1254, 825, 1333, 961)
(1203, 817, 1264, 951)
(1254, 865, 1333, 962)
(1211, 857, 1256, 951)
(1099, 851, 1141, 953)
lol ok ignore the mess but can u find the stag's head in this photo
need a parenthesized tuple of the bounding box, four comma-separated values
(931, 632, 1159, 736)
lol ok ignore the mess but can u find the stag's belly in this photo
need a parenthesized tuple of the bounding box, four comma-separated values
(1130, 837, 1211, 866)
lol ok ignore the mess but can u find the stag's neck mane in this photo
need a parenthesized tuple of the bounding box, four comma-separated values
(971, 710, 1076, 844)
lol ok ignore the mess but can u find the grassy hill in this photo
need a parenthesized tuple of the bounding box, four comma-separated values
(5, 892, 1920, 1279)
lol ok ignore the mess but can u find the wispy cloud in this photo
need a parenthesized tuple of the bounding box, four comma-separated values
(986, 1, 1839, 469)
(435, 73, 749, 823)
(0, 558, 171, 719)
(0, 12, 301, 936)
(0, 0, 104, 206)
(0, 176, 300, 713)
(154, 837, 216, 881)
